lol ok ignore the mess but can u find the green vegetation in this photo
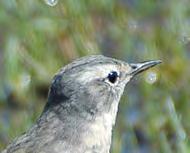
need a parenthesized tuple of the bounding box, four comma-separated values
(0, 0, 190, 152)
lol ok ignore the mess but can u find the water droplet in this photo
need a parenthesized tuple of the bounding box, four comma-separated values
(44, 0, 58, 6)
(145, 71, 158, 84)
(128, 19, 138, 30)
(179, 129, 186, 140)
(20, 73, 31, 88)
(179, 34, 190, 44)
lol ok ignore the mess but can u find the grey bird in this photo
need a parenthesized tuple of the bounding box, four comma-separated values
(2, 55, 161, 153)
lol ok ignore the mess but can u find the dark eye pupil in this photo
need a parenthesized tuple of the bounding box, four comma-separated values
(108, 71, 118, 84)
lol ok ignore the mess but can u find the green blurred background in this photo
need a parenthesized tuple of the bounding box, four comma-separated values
(0, 0, 190, 153)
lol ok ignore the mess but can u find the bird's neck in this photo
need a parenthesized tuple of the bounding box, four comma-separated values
(83, 111, 117, 153)
(77, 98, 120, 153)
(38, 99, 120, 153)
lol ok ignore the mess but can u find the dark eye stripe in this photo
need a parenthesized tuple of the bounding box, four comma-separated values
(107, 71, 119, 84)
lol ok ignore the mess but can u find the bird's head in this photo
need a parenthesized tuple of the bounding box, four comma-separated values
(45, 55, 161, 119)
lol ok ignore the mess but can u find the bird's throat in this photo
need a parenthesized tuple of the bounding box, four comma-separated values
(81, 99, 120, 153)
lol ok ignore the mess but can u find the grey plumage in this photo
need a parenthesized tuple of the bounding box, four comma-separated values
(2, 55, 161, 153)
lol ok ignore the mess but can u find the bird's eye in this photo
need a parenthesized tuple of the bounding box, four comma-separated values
(107, 71, 119, 84)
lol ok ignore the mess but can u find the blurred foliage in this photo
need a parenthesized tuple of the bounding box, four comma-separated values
(0, 0, 190, 153)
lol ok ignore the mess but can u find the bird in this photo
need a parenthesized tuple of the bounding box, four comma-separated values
(2, 55, 161, 153)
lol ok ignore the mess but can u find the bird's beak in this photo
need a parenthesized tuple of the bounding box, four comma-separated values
(129, 60, 162, 76)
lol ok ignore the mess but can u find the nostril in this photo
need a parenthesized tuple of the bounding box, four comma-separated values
(131, 65, 137, 69)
